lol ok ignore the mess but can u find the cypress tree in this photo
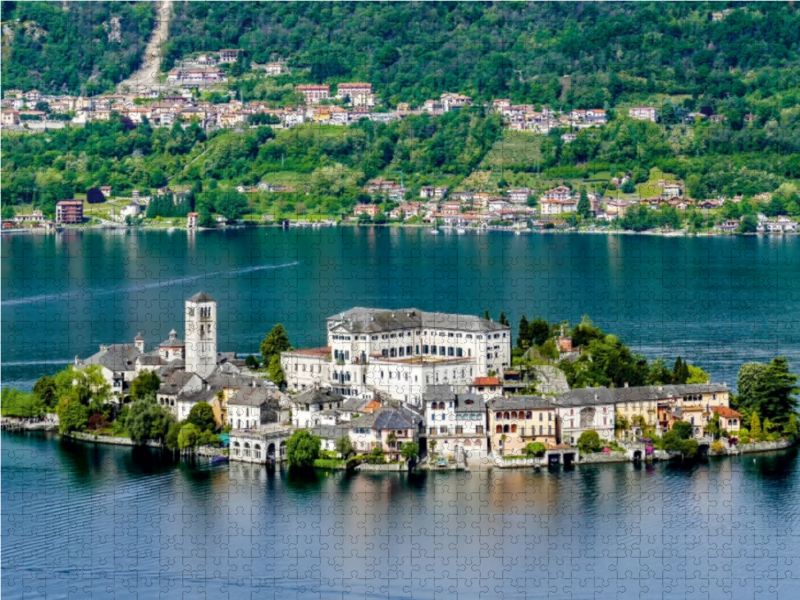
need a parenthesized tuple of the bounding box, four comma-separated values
(518, 315, 529, 349)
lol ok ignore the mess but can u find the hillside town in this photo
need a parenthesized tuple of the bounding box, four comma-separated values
(63, 292, 748, 468)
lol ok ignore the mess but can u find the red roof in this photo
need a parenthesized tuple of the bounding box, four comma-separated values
(711, 406, 742, 419)
(291, 346, 331, 357)
(473, 377, 500, 387)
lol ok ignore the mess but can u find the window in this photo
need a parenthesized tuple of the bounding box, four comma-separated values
(457, 348, 463, 357)
(448, 347, 454, 357)
(371, 336, 378, 340)
(539, 426, 543, 435)
(496, 412, 502, 420)
(539, 413, 543, 422)
(399, 347, 405, 357)
(423, 345, 429, 354)
(439, 426, 448, 434)
(526, 411, 532, 420)
(476, 426, 483, 435)
(520, 427, 525, 437)
(416, 345, 420, 354)
(496, 425, 502, 434)
(440, 346, 446, 355)
(510, 424, 517, 433)
(456, 426, 463, 435)
(511, 411, 517, 419)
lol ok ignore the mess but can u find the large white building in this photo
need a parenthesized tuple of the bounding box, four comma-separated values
(282, 308, 512, 406)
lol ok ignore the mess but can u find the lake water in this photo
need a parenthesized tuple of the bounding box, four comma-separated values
(2, 228, 800, 390)
(3, 228, 800, 598)
(2, 431, 800, 599)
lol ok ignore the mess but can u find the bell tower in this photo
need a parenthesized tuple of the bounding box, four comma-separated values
(185, 291, 217, 379)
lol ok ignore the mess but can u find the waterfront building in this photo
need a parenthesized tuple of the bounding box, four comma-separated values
(487, 396, 558, 456)
(281, 307, 512, 406)
(349, 405, 424, 458)
(424, 385, 489, 460)
(55, 200, 83, 224)
(289, 388, 345, 428)
(227, 386, 282, 431)
(551, 388, 616, 445)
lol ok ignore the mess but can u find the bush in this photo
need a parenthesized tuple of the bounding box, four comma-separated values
(525, 442, 547, 457)
(768, 432, 782, 442)
(739, 435, 751, 444)
(711, 440, 725, 454)
(577, 430, 603, 454)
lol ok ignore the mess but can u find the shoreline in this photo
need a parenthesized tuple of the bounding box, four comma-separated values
(3, 221, 797, 239)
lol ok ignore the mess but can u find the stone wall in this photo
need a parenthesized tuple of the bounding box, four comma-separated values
(715, 439, 792, 455)
(357, 462, 406, 471)
(578, 451, 628, 464)
(68, 432, 161, 447)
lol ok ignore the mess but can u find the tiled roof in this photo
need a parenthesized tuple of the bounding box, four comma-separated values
(711, 406, 742, 419)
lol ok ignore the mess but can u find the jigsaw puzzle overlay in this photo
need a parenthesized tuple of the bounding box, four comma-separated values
(3, 2, 800, 599)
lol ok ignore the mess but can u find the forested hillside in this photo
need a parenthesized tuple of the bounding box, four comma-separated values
(165, 1, 800, 106)
(1, 1, 155, 94)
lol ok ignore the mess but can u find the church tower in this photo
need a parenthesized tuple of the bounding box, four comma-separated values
(185, 291, 217, 380)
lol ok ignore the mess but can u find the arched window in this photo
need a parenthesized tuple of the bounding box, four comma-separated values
(511, 424, 517, 433)
(254, 444, 262, 459)
(496, 425, 502, 434)
(503, 425, 509, 433)
(526, 411, 532, 420)
(496, 412, 502, 420)
(511, 411, 517, 419)
(728, 419, 733, 427)
(504, 412, 510, 420)
(233, 441, 241, 456)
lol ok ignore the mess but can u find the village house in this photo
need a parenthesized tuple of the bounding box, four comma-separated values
(227, 386, 281, 431)
(353, 204, 381, 219)
(440, 93, 472, 112)
(507, 188, 530, 204)
(424, 385, 489, 460)
(551, 388, 616, 445)
(540, 198, 578, 216)
(2, 109, 20, 126)
(218, 49, 242, 64)
(55, 200, 84, 224)
(336, 83, 375, 107)
(628, 107, 658, 122)
(282, 307, 512, 406)
(610, 383, 731, 438)
(422, 99, 444, 115)
(295, 84, 330, 104)
(487, 396, 559, 456)
(349, 405, 424, 457)
(420, 186, 448, 200)
(290, 388, 345, 428)
(10, 210, 47, 224)
(263, 62, 285, 76)
(167, 69, 226, 86)
(711, 406, 743, 433)
(662, 183, 683, 198)
(469, 377, 503, 399)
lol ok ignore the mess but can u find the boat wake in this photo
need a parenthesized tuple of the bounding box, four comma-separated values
(1, 261, 300, 306)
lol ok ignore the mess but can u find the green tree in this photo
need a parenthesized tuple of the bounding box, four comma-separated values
(739, 214, 758, 233)
(529, 317, 551, 347)
(672, 357, 687, 384)
(498, 311, 509, 326)
(268, 355, 286, 388)
(401, 441, 419, 462)
(615, 413, 630, 437)
(577, 187, 591, 218)
(736, 362, 769, 411)
(648, 359, 674, 385)
(177, 422, 202, 450)
(56, 398, 89, 434)
(165, 420, 183, 450)
(335, 436, 354, 458)
(215, 191, 249, 221)
(125, 395, 175, 445)
(621, 179, 636, 194)
(706, 412, 721, 440)
(1, 388, 46, 418)
(783, 413, 799, 439)
(671, 420, 693, 440)
(525, 442, 547, 457)
(245, 354, 260, 369)
(686, 364, 710, 384)
(130, 370, 161, 401)
(33, 375, 58, 408)
(750, 412, 762, 438)
(737, 358, 799, 423)
(187, 402, 216, 432)
(577, 430, 602, 453)
(285, 430, 321, 468)
(517, 315, 530, 349)
(260, 323, 292, 364)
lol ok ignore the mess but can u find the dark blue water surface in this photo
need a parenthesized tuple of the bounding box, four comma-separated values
(3, 228, 800, 390)
(3, 431, 800, 599)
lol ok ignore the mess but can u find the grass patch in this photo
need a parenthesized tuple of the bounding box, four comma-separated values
(481, 131, 544, 169)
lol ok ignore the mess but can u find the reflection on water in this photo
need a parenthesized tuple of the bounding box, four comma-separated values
(3, 432, 799, 599)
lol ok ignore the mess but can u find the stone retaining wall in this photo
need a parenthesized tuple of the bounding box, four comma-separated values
(717, 439, 792, 455)
(68, 432, 161, 448)
(578, 451, 628, 464)
(357, 463, 406, 472)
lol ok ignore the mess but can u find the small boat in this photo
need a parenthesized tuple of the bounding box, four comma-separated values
(429, 228, 439, 234)
(456, 227, 466, 234)
(210, 456, 229, 464)
(515, 230, 522, 236)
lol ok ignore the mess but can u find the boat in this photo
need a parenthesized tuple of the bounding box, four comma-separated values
(456, 227, 466, 234)
(210, 456, 229, 464)
(515, 230, 522, 236)
(429, 228, 439, 234)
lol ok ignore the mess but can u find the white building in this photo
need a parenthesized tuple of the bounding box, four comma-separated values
(336, 83, 375, 107)
(423, 385, 489, 460)
(289, 388, 345, 428)
(628, 107, 658, 122)
(552, 387, 616, 445)
(282, 308, 512, 406)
